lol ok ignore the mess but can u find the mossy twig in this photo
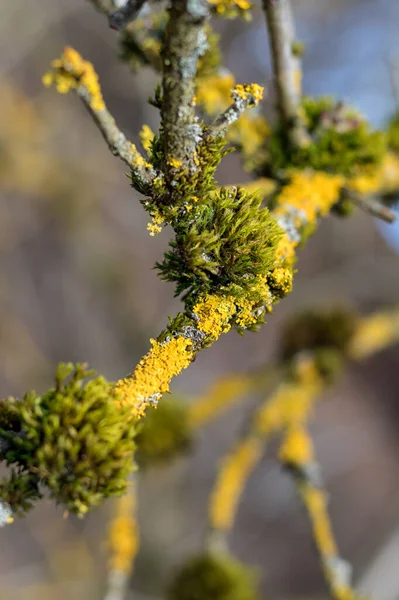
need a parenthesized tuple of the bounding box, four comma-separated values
(43, 47, 155, 193)
(262, 0, 309, 147)
(161, 0, 209, 175)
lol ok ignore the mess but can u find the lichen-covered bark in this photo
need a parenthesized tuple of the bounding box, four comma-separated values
(161, 0, 209, 175)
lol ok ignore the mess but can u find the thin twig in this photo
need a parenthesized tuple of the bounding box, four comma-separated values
(43, 49, 156, 193)
(206, 85, 264, 139)
(262, 0, 309, 147)
(280, 429, 361, 600)
(161, 0, 209, 175)
(344, 188, 396, 223)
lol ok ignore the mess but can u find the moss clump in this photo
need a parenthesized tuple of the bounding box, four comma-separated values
(135, 398, 193, 467)
(280, 308, 358, 361)
(167, 553, 259, 600)
(0, 363, 136, 516)
(157, 186, 282, 303)
(265, 97, 386, 177)
(0, 470, 40, 517)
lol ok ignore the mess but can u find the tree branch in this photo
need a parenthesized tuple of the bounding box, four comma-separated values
(343, 188, 396, 223)
(161, 0, 209, 175)
(43, 48, 156, 193)
(206, 84, 264, 139)
(262, 0, 309, 147)
(280, 428, 361, 600)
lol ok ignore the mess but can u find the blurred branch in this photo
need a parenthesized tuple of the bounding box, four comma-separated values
(109, 0, 147, 30)
(262, 0, 309, 147)
(105, 482, 139, 600)
(343, 188, 396, 224)
(280, 427, 361, 600)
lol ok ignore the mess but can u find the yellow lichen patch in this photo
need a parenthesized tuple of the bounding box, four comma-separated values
(43, 47, 105, 112)
(232, 84, 264, 106)
(196, 73, 235, 115)
(192, 294, 237, 338)
(108, 485, 139, 573)
(114, 336, 194, 419)
(274, 171, 344, 227)
(299, 483, 338, 558)
(349, 309, 399, 360)
(139, 124, 155, 155)
(293, 68, 302, 96)
(348, 151, 399, 196)
(228, 114, 270, 159)
(147, 222, 163, 236)
(275, 232, 296, 266)
(188, 374, 254, 428)
(208, 0, 251, 14)
(237, 177, 276, 199)
(279, 425, 314, 466)
(168, 157, 183, 169)
(268, 267, 293, 297)
(255, 357, 322, 435)
(209, 437, 263, 531)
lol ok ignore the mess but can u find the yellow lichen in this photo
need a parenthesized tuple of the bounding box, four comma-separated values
(279, 425, 314, 465)
(168, 157, 183, 169)
(192, 294, 237, 338)
(268, 267, 293, 296)
(274, 171, 344, 228)
(348, 151, 399, 195)
(255, 357, 322, 435)
(237, 178, 276, 199)
(209, 437, 263, 531)
(349, 309, 399, 359)
(108, 485, 139, 573)
(275, 232, 296, 266)
(139, 124, 155, 155)
(196, 73, 235, 115)
(188, 374, 254, 428)
(147, 222, 163, 236)
(228, 114, 270, 159)
(232, 83, 264, 106)
(299, 484, 337, 558)
(43, 47, 105, 112)
(114, 336, 194, 419)
(208, 0, 251, 14)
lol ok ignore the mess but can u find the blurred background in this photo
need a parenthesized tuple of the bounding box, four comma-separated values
(1, 0, 399, 598)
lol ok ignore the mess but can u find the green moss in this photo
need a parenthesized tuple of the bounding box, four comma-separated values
(264, 97, 386, 177)
(280, 308, 358, 361)
(136, 398, 192, 467)
(0, 470, 40, 517)
(157, 186, 282, 303)
(167, 553, 259, 600)
(0, 363, 136, 516)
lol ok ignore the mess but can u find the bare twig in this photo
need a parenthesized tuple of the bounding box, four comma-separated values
(161, 0, 209, 175)
(344, 189, 396, 223)
(262, 0, 309, 147)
